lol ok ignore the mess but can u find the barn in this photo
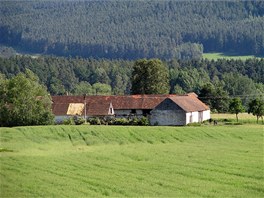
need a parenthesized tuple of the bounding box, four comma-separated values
(51, 93, 210, 125)
(150, 94, 210, 126)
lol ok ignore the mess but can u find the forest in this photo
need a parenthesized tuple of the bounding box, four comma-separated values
(1, 1, 264, 60)
(0, 55, 263, 112)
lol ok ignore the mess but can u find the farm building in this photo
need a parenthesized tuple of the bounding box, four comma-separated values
(51, 93, 210, 125)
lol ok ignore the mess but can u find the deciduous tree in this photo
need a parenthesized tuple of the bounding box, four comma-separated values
(131, 59, 169, 94)
(0, 69, 54, 127)
(248, 98, 264, 123)
(229, 97, 244, 122)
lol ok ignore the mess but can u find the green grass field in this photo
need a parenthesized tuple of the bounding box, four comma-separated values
(203, 53, 263, 60)
(211, 113, 262, 124)
(0, 125, 263, 197)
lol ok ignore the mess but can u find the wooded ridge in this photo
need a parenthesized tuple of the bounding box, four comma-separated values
(1, 1, 263, 59)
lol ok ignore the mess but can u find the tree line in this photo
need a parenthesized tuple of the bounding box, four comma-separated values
(1, 58, 263, 127)
(0, 1, 263, 60)
(0, 55, 263, 112)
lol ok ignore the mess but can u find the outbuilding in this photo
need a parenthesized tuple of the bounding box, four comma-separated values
(149, 94, 210, 126)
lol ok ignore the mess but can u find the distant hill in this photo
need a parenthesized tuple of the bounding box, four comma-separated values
(0, 0, 264, 59)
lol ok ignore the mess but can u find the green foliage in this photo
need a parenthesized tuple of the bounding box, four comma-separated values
(92, 82, 112, 95)
(229, 98, 245, 122)
(138, 116, 150, 126)
(73, 81, 93, 95)
(174, 68, 210, 93)
(88, 117, 149, 126)
(63, 117, 75, 125)
(223, 73, 261, 105)
(87, 117, 101, 125)
(73, 116, 85, 125)
(198, 83, 229, 113)
(131, 59, 169, 94)
(0, 69, 54, 127)
(248, 98, 264, 123)
(0, 125, 263, 197)
(0, 56, 263, 103)
(112, 118, 130, 126)
(174, 43, 203, 60)
(1, 1, 264, 59)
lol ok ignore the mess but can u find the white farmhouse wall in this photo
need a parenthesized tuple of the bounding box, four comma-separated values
(185, 112, 199, 124)
(186, 110, 211, 124)
(202, 110, 211, 121)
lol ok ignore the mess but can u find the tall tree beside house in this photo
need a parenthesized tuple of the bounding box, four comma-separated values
(0, 70, 54, 127)
(229, 97, 244, 122)
(131, 59, 169, 94)
(248, 98, 264, 124)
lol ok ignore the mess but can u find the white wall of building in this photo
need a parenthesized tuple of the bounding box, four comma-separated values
(186, 110, 210, 124)
(202, 110, 211, 121)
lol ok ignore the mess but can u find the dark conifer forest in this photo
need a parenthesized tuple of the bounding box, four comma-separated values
(1, 0, 264, 59)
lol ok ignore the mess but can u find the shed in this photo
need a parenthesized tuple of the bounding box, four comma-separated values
(150, 94, 210, 126)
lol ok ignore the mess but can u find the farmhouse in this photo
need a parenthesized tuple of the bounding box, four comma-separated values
(51, 93, 210, 125)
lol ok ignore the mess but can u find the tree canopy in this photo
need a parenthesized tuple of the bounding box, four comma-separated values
(229, 98, 245, 122)
(131, 59, 169, 94)
(248, 98, 264, 123)
(0, 56, 263, 113)
(0, 69, 54, 127)
(1, 1, 263, 59)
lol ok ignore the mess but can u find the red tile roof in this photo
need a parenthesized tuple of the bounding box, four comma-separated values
(51, 94, 209, 116)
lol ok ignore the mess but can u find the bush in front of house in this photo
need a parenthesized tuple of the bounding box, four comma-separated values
(62, 116, 86, 125)
(138, 117, 149, 126)
(87, 117, 101, 125)
(87, 116, 150, 126)
(113, 118, 130, 125)
(63, 117, 75, 125)
(73, 116, 85, 125)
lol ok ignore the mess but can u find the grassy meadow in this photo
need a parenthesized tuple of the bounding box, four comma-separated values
(211, 113, 262, 124)
(0, 125, 263, 197)
(203, 53, 263, 60)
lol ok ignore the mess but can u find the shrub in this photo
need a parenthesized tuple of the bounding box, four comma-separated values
(130, 117, 139, 125)
(73, 116, 85, 125)
(63, 117, 75, 125)
(88, 117, 101, 125)
(113, 118, 130, 125)
(138, 117, 150, 126)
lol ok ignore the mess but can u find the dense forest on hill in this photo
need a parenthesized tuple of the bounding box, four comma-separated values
(0, 56, 263, 112)
(1, 1, 264, 60)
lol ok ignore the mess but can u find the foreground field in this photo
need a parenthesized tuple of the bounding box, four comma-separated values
(0, 125, 263, 197)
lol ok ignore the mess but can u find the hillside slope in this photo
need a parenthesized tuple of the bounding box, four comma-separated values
(1, 1, 264, 59)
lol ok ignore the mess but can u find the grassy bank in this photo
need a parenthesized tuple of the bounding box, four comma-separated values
(0, 125, 263, 197)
